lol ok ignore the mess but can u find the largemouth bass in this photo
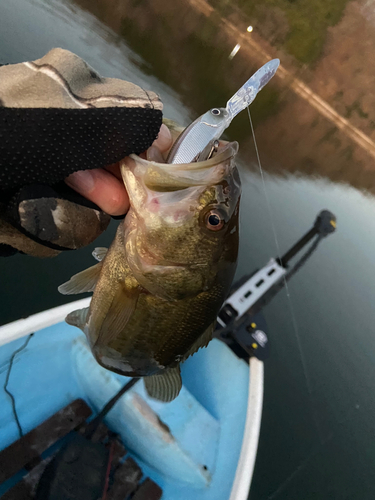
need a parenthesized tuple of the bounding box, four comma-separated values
(59, 141, 241, 402)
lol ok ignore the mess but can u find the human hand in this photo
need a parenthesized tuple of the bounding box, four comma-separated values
(65, 124, 172, 216)
(0, 48, 168, 257)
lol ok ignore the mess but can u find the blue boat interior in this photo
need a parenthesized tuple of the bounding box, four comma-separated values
(0, 321, 249, 499)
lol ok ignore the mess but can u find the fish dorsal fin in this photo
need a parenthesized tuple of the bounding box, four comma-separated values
(58, 262, 102, 295)
(65, 307, 89, 331)
(94, 285, 140, 347)
(184, 321, 215, 360)
(144, 365, 182, 402)
(92, 247, 108, 262)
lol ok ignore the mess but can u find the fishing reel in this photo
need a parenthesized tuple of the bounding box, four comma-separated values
(215, 311, 270, 362)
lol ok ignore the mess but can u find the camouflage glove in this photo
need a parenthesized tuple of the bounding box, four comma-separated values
(0, 48, 163, 257)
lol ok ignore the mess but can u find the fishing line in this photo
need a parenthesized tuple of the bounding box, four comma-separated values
(4, 333, 34, 438)
(267, 401, 362, 499)
(246, 107, 323, 444)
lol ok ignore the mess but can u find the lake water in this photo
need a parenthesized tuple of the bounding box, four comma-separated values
(1, 0, 375, 498)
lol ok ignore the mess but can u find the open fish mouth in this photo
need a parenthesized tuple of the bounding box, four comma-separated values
(120, 142, 238, 200)
(129, 141, 239, 190)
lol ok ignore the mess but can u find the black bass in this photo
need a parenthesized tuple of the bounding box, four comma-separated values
(59, 141, 241, 402)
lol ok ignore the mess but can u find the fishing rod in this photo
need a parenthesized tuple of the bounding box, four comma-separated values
(217, 209, 336, 328)
(214, 209, 336, 360)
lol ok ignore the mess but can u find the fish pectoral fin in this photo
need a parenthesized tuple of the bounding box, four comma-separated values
(58, 262, 103, 295)
(92, 247, 108, 262)
(66, 307, 89, 331)
(184, 321, 215, 359)
(94, 285, 140, 347)
(144, 365, 182, 402)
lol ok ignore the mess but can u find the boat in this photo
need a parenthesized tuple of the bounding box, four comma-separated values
(0, 210, 336, 500)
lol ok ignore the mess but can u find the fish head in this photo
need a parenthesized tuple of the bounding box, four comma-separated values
(120, 141, 241, 300)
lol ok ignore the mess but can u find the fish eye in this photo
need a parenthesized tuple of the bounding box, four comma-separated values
(205, 210, 225, 231)
(211, 108, 221, 116)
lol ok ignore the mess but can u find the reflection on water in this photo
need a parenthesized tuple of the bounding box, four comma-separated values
(238, 168, 375, 499)
(1, 0, 375, 497)
(74, 0, 375, 197)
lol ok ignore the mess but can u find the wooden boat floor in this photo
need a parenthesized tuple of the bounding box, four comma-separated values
(0, 399, 162, 500)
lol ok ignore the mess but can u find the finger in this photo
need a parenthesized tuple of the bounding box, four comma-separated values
(65, 169, 129, 216)
(105, 162, 122, 180)
(147, 145, 165, 162)
(152, 123, 172, 152)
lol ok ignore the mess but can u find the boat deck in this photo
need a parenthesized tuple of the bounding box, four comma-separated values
(0, 398, 162, 500)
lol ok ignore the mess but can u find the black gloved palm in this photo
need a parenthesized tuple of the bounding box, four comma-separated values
(0, 48, 163, 257)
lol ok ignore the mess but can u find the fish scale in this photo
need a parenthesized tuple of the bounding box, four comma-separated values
(113, 279, 228, 369)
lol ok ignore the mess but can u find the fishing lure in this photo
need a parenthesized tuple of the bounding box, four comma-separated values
(167, 59, 280, 164)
